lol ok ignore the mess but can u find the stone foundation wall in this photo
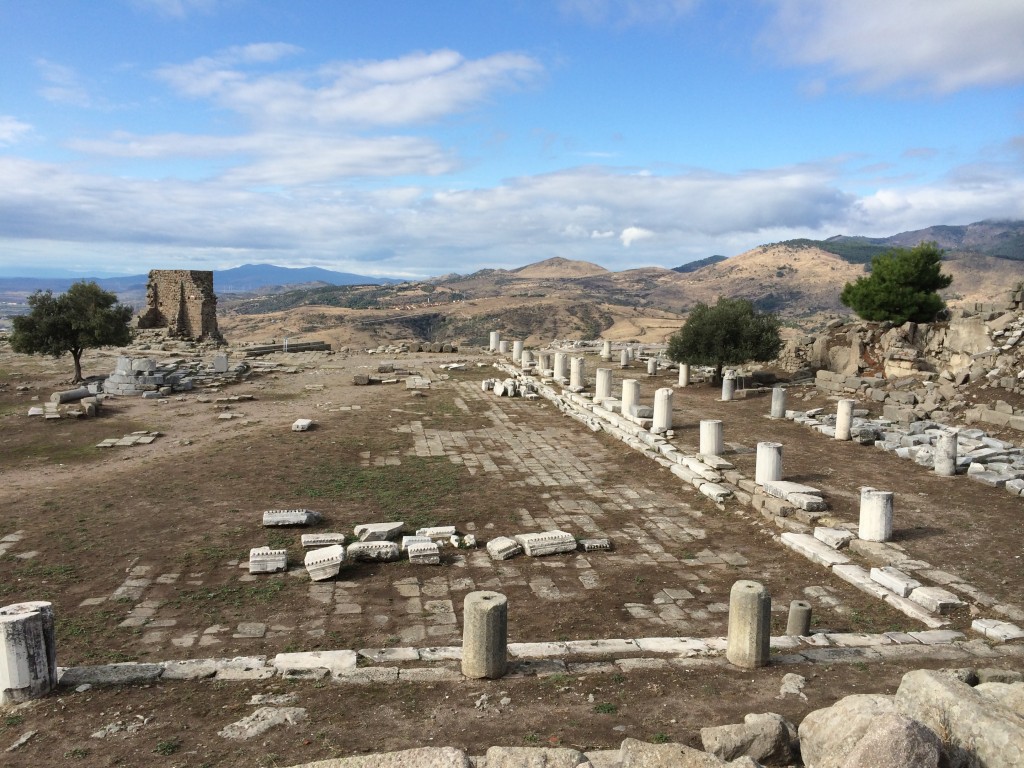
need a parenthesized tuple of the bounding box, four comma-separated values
(137, 270, 221, 341)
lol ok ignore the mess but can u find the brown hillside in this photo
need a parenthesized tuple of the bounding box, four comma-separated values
(512, 256, 609, 279)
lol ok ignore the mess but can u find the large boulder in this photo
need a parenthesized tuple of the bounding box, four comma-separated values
(483, 746, 590, 767)
(700, 712, 798, 765)
(619, 738, 725, 767)
(895, 669, 1024, 768)
(838, 713, 940, 768)
(975, 682, 1024, 717)
(798, 694, 897, 768)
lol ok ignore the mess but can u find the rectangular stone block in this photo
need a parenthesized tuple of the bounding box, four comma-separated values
(813, 527, 854, 550)
(486, 536, 523, 560)
(910, 586, 966, 615)
(513, 530, 577, 557)
(416, 526, 457, 539)
(870, 566, 922, 597)
(301, 533, 346, 549)
(347, 541, 400, 562)
(272, 650, 357, 676)
(248, 547, 287, 574)
(762, 480, 822, 499)
(780, 532, 850, 568)
(304, 544, 345, 581)
(263, 509, 322, 527)
(407, 542, 441, 565)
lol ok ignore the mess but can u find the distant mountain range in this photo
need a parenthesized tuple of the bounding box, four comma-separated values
(0, 263, 402, 301)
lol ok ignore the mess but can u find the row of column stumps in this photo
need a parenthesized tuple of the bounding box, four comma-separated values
(493, 342, 900, 542)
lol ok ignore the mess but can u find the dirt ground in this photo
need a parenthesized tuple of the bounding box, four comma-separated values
(0, 339, 1022, 767)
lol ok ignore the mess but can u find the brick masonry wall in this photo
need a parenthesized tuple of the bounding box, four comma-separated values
(137, 270, 222, 341)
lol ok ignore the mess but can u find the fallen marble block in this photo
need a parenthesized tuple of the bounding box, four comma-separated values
(870, 566, 921, 597)
(486, 536, 523, 561)
(291, 419, 313, 432)
(514, 530, 577, 557)
(463, 534, 477, 548)
(263, 509, 322, 527)
(304, 544, 345, 581)
(401, 535, 433, 552)
(301, 533, 346, 550)
(910, 586, 965, 615)
(580, 538, 611, 552)
(788, 492, 827, 511)
(354, 522, 404, 541)
(346, 541, 400, 562)
(407, 541, 441, 565)
(249, 547, 287, 574)
(972, 618, 1024, 642)
(762, 481, 823, 500)
(416, 526, 457, 539)
(813, 527, 853, 550)
(218, 707, 307, 740)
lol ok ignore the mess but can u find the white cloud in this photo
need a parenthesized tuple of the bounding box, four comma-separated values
(36, 59, 92, 107)
(764, 0, 1024, 93)
(620, 226, 653, 247)
(156, 48, 542, 127)
(0, 116, 31, 146)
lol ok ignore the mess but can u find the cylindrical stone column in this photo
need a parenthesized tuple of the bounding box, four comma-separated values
(553, 352, 568, 382)
(678, 364, 690, 387)
(601, 340, 612, 362)
(489, 331, 500, 352)
(620, 349, 630, 369)
(539, 352, 553, 373)
(498, 340, 509, 354)
(0, 601, 57, 705)
(647, 358, 658, 376)
(652, 388, 673, 433)
(934, 431, 958, 477)
(520, 350, 534, 370)
(621, 379, 640, 417)
(721, 371, 736, 401)
(859, 488, 893, 542)
(786, 600, 812, 637)
(755, 442, 783, 485)
(461, 591, 508, 679)
(769, 387, 787, 419)
(835, 398, 855, 441)
(569, 357, 585, 390)
(699, 419, 724, 456)
(595, 368, 613, 402)
(512, 340, 524, 364)
(726, 580, 771, 669)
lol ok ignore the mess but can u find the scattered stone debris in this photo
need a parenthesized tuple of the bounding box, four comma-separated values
(95, 431, 161, 448)
(217, 706, 307, 740)
(304, 544, 345, 581)
(90, 715, 153, 739)
(354, 522, 404, 541)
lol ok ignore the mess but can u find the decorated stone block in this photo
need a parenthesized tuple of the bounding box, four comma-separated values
(301, 533, 346, 550)
(416, 526, 457, 539)
(304, 545, 345, 581)
(579, 538, 611, 552)
(263, 509, 322, 527)
(513, 530, 577, 557)
(485, 536, 522, 561)
(249, 547, 287, 574)
(407, 542, 441, 565)
(354, 522, 404, 541)
(401, 535, 433, 552)
(346, 541, 400, 562)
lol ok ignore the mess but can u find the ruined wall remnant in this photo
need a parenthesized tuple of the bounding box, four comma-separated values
(136, 270, 222, 341)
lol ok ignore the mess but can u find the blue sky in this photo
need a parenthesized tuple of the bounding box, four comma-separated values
(2, 0, 1024, 278)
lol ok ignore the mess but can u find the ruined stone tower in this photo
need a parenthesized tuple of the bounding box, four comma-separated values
(136, 270, 222, 341)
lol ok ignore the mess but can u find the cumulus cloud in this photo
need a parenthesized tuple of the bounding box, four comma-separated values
(763, 0, 1024, 93)
(0, 116, 31, 146)
(156, 47, 542, 127)
(620, 226, 653, 247)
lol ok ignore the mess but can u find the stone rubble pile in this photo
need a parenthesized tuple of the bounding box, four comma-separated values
(784, 406, 1024, 496)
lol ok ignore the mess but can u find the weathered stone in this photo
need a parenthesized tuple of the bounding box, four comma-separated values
(620, 738, 725, 767)
(301, 533, 346, 549)
(895, 669, 1024, 768)
(282, 747, 469, 767)
(870, 567, 921, 598)
(514, 530, 577, 557)
(58, 662, 163, 687)
(272, 650, 357, 677)
(346, 541, 400, 562)
(486, 537, 523, 561)
(700, 712, 798, 765)
(304, 544, 345, 581)
(814, 527, 854, 550)
(136, 269, 221, 341)
(354, 522, 404, 541)
(248, 547, 287, 574)
(291, 418, 313, 432)
(462, 591, 507, 679)
(416, 526, 457, 539)
(726, 580, 770, 669)
(262, 509, 322, 527)
(217, 706, 307, 740)
(838, 712, 941, 768)
(407, 542, 441, 565)
(909, 586, 964, 615)
(483, 746, 589, 767)
(798, 694, 898, 768)
(579, 538, 610, 552)
(401, 535, 433, 552)
(0, 601, 56, 705)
